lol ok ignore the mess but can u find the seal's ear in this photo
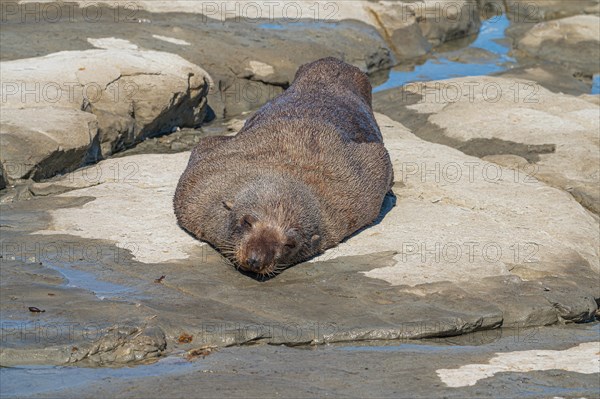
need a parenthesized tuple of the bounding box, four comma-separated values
(241, 214, 257, 228)
(284, 229, 299, 249)
(222, 200, 234, 211)
(311, 234, 321, 247)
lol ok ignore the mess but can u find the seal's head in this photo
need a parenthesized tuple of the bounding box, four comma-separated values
(226, 208, 300, 274)
(219, 175, 322, 276)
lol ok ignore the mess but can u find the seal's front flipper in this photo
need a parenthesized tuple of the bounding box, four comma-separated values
(189, 135, 233, 166)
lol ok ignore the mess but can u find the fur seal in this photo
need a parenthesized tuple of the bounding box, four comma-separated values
(174, 57, 393, 276)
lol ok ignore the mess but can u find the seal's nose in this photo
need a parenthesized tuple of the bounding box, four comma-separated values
(246, 256, 261, 271)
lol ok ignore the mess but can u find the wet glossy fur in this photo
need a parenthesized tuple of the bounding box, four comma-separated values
(174, 57, 393, 275)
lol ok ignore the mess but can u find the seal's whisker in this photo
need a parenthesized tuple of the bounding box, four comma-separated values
(218, 244, 238, 252)
(275, 262, 291, 271)
(217, 253, 240, 270)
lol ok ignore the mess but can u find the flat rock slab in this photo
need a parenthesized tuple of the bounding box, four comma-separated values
(495, 64, 594, 96)
(512, 14, 600, 77)
(374, 76, 600, 215)
(5, 0, 486, 120)
(505, 0, 600, 21)
(0, 47, 211, 183)
(1, 3, 394, 121)
(19, 0, 482, 50)
(1, 114, 597, 367)
(0, 107, 99, 183)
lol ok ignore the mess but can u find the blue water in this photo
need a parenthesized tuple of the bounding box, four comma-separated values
(0, 356, 207, 398)
(592, 74, 600, 94)
(374, 15, 515, 93)
(259, 22, 286, 30)
(469, 14, 513, 58)
(45, 263, 133, 300)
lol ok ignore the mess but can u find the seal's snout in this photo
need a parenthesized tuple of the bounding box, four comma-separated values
(243, 245, 275, 273)
(246, 254, 261, 271)
(236, 224, 286, 274)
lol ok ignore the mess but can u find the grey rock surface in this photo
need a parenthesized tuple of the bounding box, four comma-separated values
(18, 0, 483, 52)
(495, 64, 593, 95)
(0, 108, 99, 182)
(510, 15, 600, 78)
(4, 1, 488, 121)
(1, 114, 597, 367)
(505, 0, 599, 22)
(0, 3, 395, 121)
(0, 47, 211, 183)
(374, 76, 600, 215)
(3, 323, 597, 398)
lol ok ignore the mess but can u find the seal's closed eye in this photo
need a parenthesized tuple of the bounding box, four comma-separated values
(241, 215, 257, 228)
(284, 235, 297, 249)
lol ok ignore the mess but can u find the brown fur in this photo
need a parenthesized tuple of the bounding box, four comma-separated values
(174, 57, 393, 275)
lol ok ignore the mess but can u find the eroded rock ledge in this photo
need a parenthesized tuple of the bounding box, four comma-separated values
(0, 48, 212, 184)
